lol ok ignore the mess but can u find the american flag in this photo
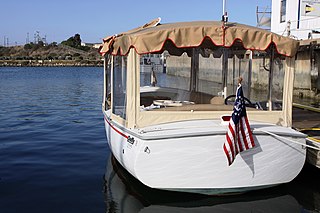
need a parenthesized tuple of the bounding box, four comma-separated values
(223, 84, 255, 166)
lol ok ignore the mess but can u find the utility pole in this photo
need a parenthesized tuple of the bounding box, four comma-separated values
(43, 35, 47, 45)
(26, 32, 30, 44)
(36, 31, 40, 44)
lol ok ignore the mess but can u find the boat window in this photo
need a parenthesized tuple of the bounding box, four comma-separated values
(280, 0, 286, 23)
(251, 52, 285, 111)
(105, 55, 111, 110)
(139, 49, 284, 112)
(198, 54, 223, 96)
(224, 50, 285, 111)
(112, 55, 127, 119)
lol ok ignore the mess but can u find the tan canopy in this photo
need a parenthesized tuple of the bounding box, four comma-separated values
(100, 19, 299, 57)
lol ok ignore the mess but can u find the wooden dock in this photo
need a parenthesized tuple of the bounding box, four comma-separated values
(292, 103, 320, 169)
(292, 104, 320, 129)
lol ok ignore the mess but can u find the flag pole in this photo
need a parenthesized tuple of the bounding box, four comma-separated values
(221, 0, 228, 98)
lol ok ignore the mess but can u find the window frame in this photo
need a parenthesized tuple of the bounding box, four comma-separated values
(280, 0, 287, 23)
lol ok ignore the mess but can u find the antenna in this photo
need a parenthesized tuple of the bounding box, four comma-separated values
(43, 35, 47, 45)
(33, 31, 47, 45)
(26, 32, 30, 44)
(256, 5, 271, 30)
(3, 36, 9, 47)
(36, 31, 40, 44)
(222, 0, 228, 23)
(222, 0, 226, 15)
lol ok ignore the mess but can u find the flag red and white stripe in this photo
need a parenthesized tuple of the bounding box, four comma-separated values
(223, 84, 255, 165)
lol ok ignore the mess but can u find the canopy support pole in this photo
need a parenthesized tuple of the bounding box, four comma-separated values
(190, 48, 200, 92)
(103, 55, 107, 110)
(267, 47, 275, 111)
(232, 56, 236, 92)
(248, 50, 253, 99)
(222, 48, 229, 98)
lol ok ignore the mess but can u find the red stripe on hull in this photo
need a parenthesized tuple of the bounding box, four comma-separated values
(104, 116, 128, 139)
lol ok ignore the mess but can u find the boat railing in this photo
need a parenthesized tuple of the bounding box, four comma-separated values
(153, 103, 234, 111)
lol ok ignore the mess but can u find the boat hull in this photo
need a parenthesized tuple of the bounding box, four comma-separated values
(104, 112, 306, 195)
(104, 156, 301, 213)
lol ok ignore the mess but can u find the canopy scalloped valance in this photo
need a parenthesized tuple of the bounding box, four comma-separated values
(99, 18, 299, 57)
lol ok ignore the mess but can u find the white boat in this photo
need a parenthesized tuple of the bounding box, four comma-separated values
(100, 18, 306, 195)
(104, 155, 302, 213)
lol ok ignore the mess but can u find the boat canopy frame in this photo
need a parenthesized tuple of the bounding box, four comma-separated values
(101, 19, 298, 129)
(100, 19, 299, 57)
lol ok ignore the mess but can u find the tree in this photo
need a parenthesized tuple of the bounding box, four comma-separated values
(73, 34, 81, 47)
(24, 43, 33, 50)
(61, 33, 82, 48)
(38, 41, 44, 47)
(49, 42, 57, 47)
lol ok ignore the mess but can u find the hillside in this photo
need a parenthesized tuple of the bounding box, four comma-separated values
(0, 43, 103, 66)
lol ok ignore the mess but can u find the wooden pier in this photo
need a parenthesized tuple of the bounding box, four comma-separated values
(292, 104, 320, 129)
(292, 103, 320, 169)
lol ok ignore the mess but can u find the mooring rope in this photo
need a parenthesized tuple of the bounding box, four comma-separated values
(254, 129, 320, 151)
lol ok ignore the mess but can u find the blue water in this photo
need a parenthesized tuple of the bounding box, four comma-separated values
(0, 67, 320, 213)
(0, 67, 108, 212)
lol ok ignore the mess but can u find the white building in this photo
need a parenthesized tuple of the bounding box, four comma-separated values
(81, 42, 102, 49)
(271, 0, 320, 39)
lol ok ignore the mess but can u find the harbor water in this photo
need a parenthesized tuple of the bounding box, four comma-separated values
(0, 67, 319, 213)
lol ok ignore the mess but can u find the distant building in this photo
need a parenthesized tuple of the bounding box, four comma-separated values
(271, 0, 320, 39)
(81, 42, 102, 49)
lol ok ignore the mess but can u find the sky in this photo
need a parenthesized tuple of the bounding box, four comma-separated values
(0, 0, 271, 46)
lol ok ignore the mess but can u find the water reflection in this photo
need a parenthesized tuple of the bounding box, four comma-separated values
(103, 155, 320, 213)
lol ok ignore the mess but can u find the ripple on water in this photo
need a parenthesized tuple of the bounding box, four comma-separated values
(0, 67, 107, 212)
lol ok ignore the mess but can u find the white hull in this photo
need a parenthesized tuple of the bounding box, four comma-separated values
(104, 155, 301, 213)
(104, 110, 306, 195)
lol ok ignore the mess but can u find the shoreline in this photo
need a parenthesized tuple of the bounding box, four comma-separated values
(1, 61, 319, 101)
(0, 60, 103, 67)
(0, 64, 103, 67)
